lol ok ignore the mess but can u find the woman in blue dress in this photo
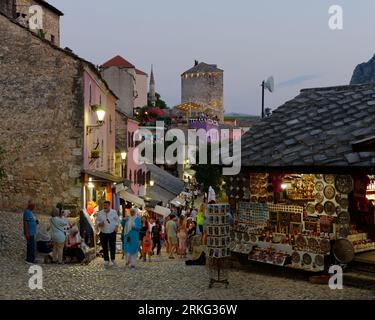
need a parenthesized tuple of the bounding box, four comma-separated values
(122, 208, 141, 268)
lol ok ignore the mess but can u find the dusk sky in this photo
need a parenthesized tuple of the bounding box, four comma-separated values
(49, 0, 375, 116)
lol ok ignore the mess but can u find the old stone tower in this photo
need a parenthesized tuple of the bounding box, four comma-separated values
(181, 61, 224, 122)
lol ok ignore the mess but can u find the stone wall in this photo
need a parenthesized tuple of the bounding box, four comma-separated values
(0, 0, 16, 19)
(181, 72, 224, 121)
(16, 0, 61, 45)
(0, 15, 84, 214)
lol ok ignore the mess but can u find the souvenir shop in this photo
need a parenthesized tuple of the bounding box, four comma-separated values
(229, 172, 375, 271)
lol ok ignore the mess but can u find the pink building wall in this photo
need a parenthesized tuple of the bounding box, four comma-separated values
(83, 69, 116, 174)
(127, 118, 141, 195)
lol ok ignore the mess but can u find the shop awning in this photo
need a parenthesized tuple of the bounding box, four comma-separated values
(153, 205, 171, 217)
(84, 170, 124, 183)
(119, 191, 145, 208)
(170, 197, 186, 207)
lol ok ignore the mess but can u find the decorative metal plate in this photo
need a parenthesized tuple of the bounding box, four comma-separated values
(315, 181, 324, 192)
(335, 175, 353, 194)
(315, 174, 323, 180)
(296, 235, 307, 248)
(333, 239, 355, 264)
(292, 251, 301, 264)
(243, 233, 250, 242)
(258, 197, 267, 203)
(315, 192, 324, 203)
(315, 255, 324, 267)
(250, 196, 258, 202)
(302, 253, 312, 265)
(339, 197, 349, 208)
(337, 212, 350, 224)
(315, 203, 324, 214)
(335, 194, 341, 203)
(320, 239, 331, 254)
(230, 230, 235, 240)
(324, 201, 336, 216)
(260, 187, 268, 196)
(306, 203, 315, 215)
(250, 235, 257, 243)
(267, 185, 274, 193)
(308, 238, 319, 252)
(324, 174, 335, 184)
(267, 195, 274, 203)
(236, 232, 243, 241)
(324, 185, 336, 200)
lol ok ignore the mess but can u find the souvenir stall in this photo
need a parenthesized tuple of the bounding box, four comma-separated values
(230, 173, 375, 271)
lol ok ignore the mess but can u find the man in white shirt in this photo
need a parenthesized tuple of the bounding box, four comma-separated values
(96, 201, 119, 267)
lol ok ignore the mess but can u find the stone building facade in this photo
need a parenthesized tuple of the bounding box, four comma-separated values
(181, 61, 224, 122)
(0, 0, 16, 18)
(0, 13, 117, 213)
(15, 0, 63, 46)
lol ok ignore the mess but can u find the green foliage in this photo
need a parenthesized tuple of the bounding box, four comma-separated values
(148, 92, 168, 109)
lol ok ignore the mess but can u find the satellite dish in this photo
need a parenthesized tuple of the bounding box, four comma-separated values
(264, 76, 274, 93)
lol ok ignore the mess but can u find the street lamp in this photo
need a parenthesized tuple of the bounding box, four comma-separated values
(87, 105, 106, 134)
(150, 180, 154, 187)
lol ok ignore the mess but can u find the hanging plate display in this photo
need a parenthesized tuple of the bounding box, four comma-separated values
(324, 185, 336, 200)
(243, 233, 250, 242)
(250, 196, 258, 203)
(267, 195, 274, 203)
(324, 174, 335, 184)
(315, 203, 324, 214)
(339, 197, 349, 208)
(250, 235, 257, 243)
(324, 201, 336, 216)
(315, 181, 324, 192)
(320, 239, 331, 254)
(315, 174, 323, 180)
(315, 192, 324, 203)
(308, 238, 319, 252)
(337, 211, 350, 224)
(306, 203, 315, 215)
(292, 251, 301, 264)
(335, 175, 354, 194)
(236, 233, 243, 241)
(314, 255, 324, 267)
(296, 235, 307, 248)
(333, 239, 355, 264)
(302, 253, 312, 265)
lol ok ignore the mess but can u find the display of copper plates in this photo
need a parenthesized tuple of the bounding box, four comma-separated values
(243, 233, 250, 242)
(250, 235, 257, 243)
(320, 239, 331, 254)
(260, 187, 267, 196)
(267, 195, 274, 203)
(324, 185, 336, 200)
(308, 238, 319, 252)
(302, 253, 312, 265)
(315, 174, 323, 180)
(315, 203, 324, 214)
(306, 203, 315, 215)
(258, 197, 267, 203)
(315, 192, 324, 203)
(324, 174, 335, 184)
(292, 251, 301, 264)
(315, 181, 324, 192)
(236, 232, 243, 241)
(296, 235, 307, 248)
(324, 201, 336, 216)
(339, 197, 349, 208)
(337, 211, 350, 224)
(335, 175, 353, 194)
(333, 239, 355, 264)
(314, 255, 324, 267)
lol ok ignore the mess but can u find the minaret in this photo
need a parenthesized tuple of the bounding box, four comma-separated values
(149, 65, 157, 106)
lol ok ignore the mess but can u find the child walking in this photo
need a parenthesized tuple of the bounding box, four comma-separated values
(142, 230, 152, 262)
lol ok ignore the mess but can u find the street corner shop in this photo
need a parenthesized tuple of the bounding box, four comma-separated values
(223, 83, 375, 272)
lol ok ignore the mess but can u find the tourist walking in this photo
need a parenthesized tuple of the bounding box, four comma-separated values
(96, 201, 119, 267)
(142, 230, 152, 262)
(166, 215, 178, 259)
(50, 207, 68, 264)
(151, 219, 162, 256)
(139, 216, 149, 259)
(187, 220, 197, 252)
(177, 215, 187, 258)
(122, 208, 141, 268)
(23, 200, 37, 264)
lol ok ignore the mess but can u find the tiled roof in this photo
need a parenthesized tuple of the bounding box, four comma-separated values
(182, 62, 223, 76)
(240, 83, 375, 168)
(101, 55, 135, 69)
(145, 164, 184, 196)
(135, 68, 147, 76)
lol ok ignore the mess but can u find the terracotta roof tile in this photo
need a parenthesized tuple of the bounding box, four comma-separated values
(101, 55, 135, 69)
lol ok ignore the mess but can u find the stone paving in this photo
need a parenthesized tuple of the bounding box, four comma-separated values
(1, 211, 375, 300)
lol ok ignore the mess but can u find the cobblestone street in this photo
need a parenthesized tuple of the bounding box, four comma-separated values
(1, 211, 375, 300)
